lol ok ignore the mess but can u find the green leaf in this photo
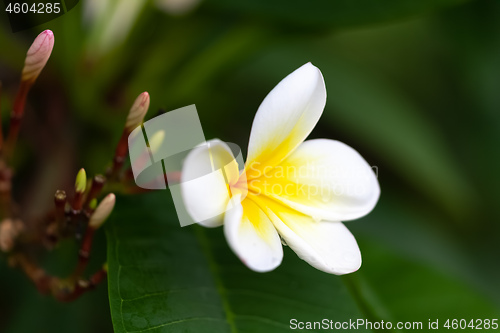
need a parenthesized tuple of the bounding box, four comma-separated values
(106, 192, 369, 333)
(204, 0, 470, 29)
(350, 193, 500, 310)
(356, 237, 500, 323)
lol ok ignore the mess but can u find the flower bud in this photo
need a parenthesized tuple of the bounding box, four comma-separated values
(54, 189, 67, 202)
(148, 130, 165, 155)
(75, 168, 87, 194)
(125, 92, 150, 133)
(88, 198, 97, 210)
(21, 30, 54, 84)
(88, 193, 116, 229)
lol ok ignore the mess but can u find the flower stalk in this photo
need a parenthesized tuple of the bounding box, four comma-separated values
(109, 92, 150, 179)
(0, 30, 150, 302)
(73, 194, 115, 279)
(54, 190, 67, 234)
(5, 30, 54, 160)
(0, 81, 3, 150)
(83, 174, 106, 215)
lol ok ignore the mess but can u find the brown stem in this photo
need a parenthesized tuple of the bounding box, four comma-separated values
(5, 80, 32, 160)
(12, 252, 107, 302)
(0, 81, 3, 150)
(89, 266, 107, 286)
(0, 162, 13, 218)
(55, 267, 107, 302)
(123, 168, 181, 187)
(123, 167, 134, 182)
(72, 226, 95, 279)
(83, 175, 106, 214)
(108, 131, 130, 179)
(54, 190, 67, 233)
(10, 253, 52, 295)
(71, 192, 83, 213)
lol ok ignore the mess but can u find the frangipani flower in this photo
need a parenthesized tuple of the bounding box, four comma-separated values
(181, 63, 380, 274)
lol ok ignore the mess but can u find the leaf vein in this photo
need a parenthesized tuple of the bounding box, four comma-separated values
(125, 317, 227, 333)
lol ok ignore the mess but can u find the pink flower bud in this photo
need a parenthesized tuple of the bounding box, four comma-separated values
(21, 30, 54, 84)
(125, 92, 150, 132)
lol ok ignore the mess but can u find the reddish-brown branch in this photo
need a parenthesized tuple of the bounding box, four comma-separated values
(0, 81, 3, 150)
(11, 252, 107, 302)
(55, 267, 107, 302)
(5, 81, 33, 160)
(83, 175, 106, 214)
(54, 190, 67, 233)
(72, 192, 83, 213)
(109, 131, 130, 179)
(72, 227, 95, 278)
(10, 253, 52, 295)
(0, 161, 13, 218)
(89, 266, 107, 286)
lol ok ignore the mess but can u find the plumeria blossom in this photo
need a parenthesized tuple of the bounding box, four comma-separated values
(181, 63, 380, 274)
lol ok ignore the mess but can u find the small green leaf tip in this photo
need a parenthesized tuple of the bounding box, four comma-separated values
(75, 168, 87, 194)
(89, 198, 98, 210)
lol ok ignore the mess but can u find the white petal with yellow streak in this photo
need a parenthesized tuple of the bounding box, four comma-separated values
(254, 196, 361, 275)
(224, 195, 283, 272)
(255, 139, 380, 222)
(245, 63, 326, 179)
(181, 139, 239, 227)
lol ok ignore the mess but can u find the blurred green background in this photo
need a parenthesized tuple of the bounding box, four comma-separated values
(1, 0, 499, 332)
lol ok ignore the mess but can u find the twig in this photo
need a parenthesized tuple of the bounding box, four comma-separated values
(5, 30, 54, 160)
(4, 81, 31, 159)
(83, 175, 106, 214)
(0, 81, 3, 150)
(54, 190, 67, 234)
(108, 92, 150, 179)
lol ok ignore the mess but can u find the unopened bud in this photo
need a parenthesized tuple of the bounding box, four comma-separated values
(21, 30, 54, 84)
(125, 92, 149, 132)
(54, 189, 67, 203)
(89, 198, 97, 210)
(88, 193, 116, 229)
(75, 168, 87, 194)
(148, 130, 165, 155)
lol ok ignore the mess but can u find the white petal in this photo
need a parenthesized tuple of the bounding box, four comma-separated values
(245, 63, 326, 179)
(258, 197, 361, 274)
(224, 195, 283, 272)
(252, 139, 380, 221)
(181, 139, 239, 227)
